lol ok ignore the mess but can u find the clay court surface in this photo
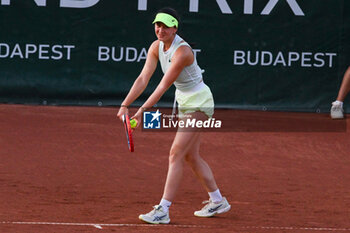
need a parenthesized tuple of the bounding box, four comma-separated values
(0, 104, 350, 233)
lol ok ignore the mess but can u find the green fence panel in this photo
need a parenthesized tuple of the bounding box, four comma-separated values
(0, 1, 349, 112)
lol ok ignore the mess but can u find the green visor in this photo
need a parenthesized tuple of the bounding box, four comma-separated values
(152, 13, 178, 28)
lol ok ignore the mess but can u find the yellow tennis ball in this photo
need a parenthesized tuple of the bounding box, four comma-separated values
(130, 119, 138, 129)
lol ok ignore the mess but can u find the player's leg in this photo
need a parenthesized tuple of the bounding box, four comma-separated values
(183, 112, 231, 217)
(331, 66, 350, 119)
(185, 135, 218, 192)
(161, 126, 201, 202)
(336, 66, 350, 102)
(183, 114, 218, 192)
(186, 149, 231, 217)
(160, 111, 209, 206)
(139, 116, 201, 224)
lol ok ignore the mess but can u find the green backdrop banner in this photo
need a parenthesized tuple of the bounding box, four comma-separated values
(0, 0, 349, 112)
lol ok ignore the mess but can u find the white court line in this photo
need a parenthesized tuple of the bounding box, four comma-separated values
(243, 226, 350, 232)
(0, 221, 209, 229)
(1, 221, 350, 231)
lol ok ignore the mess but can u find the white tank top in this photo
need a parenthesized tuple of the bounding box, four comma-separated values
(158, 34, 203, 92)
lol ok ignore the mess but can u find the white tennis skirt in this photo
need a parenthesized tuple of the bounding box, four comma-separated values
(175, 81, 214, 118)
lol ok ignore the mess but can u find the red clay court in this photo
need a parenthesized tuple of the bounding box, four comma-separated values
(0, 104, 349, 233)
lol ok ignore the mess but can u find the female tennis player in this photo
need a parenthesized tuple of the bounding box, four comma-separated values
(117, 7, 230, 224)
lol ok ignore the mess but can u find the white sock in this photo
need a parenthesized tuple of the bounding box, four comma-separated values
(334, 100, 343, 108)
(159, 198, 171, 213)
(208, 189, 223, 203)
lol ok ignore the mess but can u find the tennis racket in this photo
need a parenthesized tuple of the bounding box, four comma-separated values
(122, 114, 134, 152)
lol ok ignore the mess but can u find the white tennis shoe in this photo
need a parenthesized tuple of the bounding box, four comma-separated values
(331, 101, 344, 119)
(139, 205, 170, 224)
(194, 197, 231, 217)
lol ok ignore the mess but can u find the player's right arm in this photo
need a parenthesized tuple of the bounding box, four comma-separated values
(117, 40, 159, 120)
